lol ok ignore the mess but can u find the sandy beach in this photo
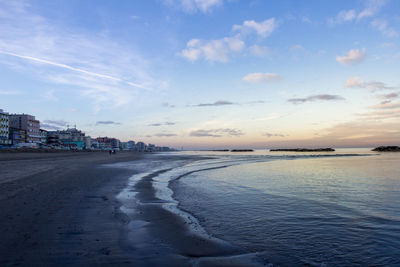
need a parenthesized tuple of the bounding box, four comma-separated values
(0, 151, 147, 265)
(0, 151, 260, 266)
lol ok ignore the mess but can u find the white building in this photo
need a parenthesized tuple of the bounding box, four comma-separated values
(0, 109, 11, 146)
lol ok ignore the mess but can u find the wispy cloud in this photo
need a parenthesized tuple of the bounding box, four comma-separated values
(0, 1, 156, 111)
(0, 90, 22, 95)
(288, 94, 345, 104)
(336, 49, 366, 65)
(242, 73, 283, 83)
(161, 102, 175, 108)
(95, 121, 122, 126)
(264, 132, 286, 138)
(41, 119, 69, 130)
(345, 77, 398, 91)
(249, 45, 271, 57)
(43, 120, 68, 127)
(371, 19, 398, 37)
(190, 128, 244, 137)
(164, 0, 224, 13)
(41, 124, 63, 130)
(154, 133, 178, 137)
(380, 93, 399, 99)
(148, 122, 176, 126)
(329, 0, 387, 24)
(192, 100, 235, 107)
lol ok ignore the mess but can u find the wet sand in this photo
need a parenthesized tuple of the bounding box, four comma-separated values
(0, 151, 144, 265)
(0, 151, 264, 266)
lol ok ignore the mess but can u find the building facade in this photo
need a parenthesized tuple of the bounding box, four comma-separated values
(9, 114, 41, 144)
(47, 127, 87, 149)
(0, 109, 11, 146)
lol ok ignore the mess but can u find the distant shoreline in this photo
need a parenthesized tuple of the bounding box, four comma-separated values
(270, 148, 335, 152)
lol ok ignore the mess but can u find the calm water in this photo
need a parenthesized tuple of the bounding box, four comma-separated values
(163, 149, 400, 266)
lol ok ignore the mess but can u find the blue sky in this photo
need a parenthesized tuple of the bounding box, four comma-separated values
(1, 0, 399, 149)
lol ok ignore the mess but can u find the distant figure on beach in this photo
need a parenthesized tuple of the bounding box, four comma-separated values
(109, 150, 112, 156)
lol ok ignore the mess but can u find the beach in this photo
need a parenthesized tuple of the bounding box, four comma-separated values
(0, 151, 144, 265)
(1, 150, 399, 266)
(0, 151, 255, 266)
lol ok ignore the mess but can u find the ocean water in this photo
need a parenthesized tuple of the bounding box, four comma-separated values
(116, 149, 400, 266)
(162, 149, 400, 266)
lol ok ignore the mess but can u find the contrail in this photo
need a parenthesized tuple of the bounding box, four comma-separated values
(0, 50, 147, 89)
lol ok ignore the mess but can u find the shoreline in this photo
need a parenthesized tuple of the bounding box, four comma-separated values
(0, 151, 264, 266)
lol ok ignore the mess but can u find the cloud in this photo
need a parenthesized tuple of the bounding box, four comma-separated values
(164, 0, 224, 13)
(358, 0, 387, 20)
(371, 19, 398, 37)
(264, 132, 286, 138)
(40, 119, 69, 130)
(381, 93, 399, 99)
(180, 37, 245, 62)
(190, 128, 244, 137)
(336, 49, 366, 65)
(288, 94, 345, 104)
(232, 18, 276, 38)
(154, 133, 178, 137)
(180, 18, 275, 62)
(148, 122, 176, 126)
(41, 123, 63, 130)
(95, 121, 122, 126)
(246, 100, 265, 104)
(329, 9, 357, 24)
(242, 73, 283, 83)
(301, 16, 312, 24)
(329, 0, 387, 24)
(370, 101, 400, 110)
(0, 90, 22, 95)
(0, 1, 156, 111)
(43, 120, 68, 127)
(289, 44, 305, 52)
(249, 45, 271, 57)
(356, 99, 400, 121)
(345, 77, 398, 91)
(162, 102, 175, 108)
(193, 100, 235, 107)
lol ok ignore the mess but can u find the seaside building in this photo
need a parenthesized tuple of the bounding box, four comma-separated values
(9, 128, 26, 146)
(0, 109, 11, 146)
(84, 136, 91, 149)
(121, 140, 135, 151)
(135, 141, 146, 152)
(9, 114, 41, 144)
(90, 138, 100, 150)
(47, 127, 87, 150)
(96, 137, 121, 150)
(40, 129, 48, 145)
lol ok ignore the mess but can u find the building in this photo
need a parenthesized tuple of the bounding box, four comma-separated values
(47, 127, 87, 150)
(135, 141, 146, 152)
(40, 129, 48, 145)
(9, 128, 26, 146)
(84, 136, 91, 149)
(0, 109, 11, 146)
(9, 114, 41, 144)
(121, 140, 135, 151)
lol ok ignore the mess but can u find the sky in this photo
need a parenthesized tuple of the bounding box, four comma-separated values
(0, 0, 399, 149)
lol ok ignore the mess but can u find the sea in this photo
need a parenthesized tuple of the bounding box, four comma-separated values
(116, 148, 400, 266)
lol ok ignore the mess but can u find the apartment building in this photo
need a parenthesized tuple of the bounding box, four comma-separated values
(0, 109, 11, 146)
(9, 114, 41, 143)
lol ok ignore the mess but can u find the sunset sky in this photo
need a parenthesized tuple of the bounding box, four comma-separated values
(1, 0, 399, 149)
